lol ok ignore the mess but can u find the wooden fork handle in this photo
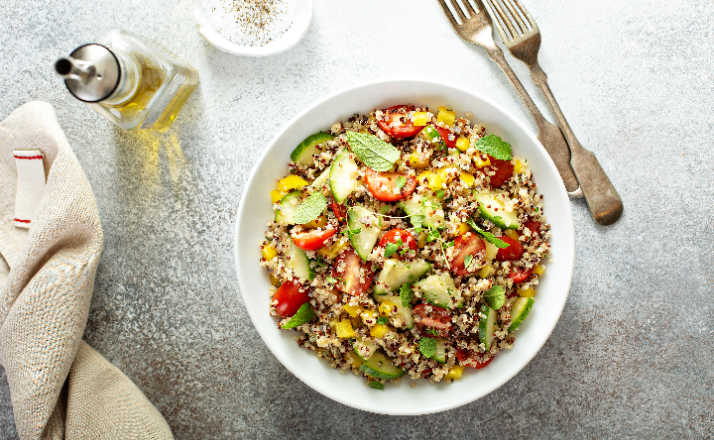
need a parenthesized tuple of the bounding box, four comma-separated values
(531, 64, 624, 225)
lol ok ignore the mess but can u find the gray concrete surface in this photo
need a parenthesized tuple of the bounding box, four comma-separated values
(1, 0, 712, 438)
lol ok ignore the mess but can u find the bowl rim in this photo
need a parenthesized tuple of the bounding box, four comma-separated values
(234, 79, 575, 415)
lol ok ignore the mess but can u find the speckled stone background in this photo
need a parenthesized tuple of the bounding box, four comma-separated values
(1, 0, 712, 438)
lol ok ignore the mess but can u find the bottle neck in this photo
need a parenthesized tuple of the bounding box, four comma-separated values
(102, 50, 140, 105)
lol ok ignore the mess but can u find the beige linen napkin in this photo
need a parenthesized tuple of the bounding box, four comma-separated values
(0, 101, 173, 440)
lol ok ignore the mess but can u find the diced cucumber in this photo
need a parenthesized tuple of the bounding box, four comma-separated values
(274, 191, 302, 225)
(374, 258, 431, 295)
(329, 149, 360, 203)
(413, 272, 462, 309)
(281, 303, 315, 329)
(374, 294, 414, 329)
(310, 167, 331, 191)
(508, 297, 534, 332)
(287, 240, 314, 282)
(476, 191, 520, 229)
(400, 194, 445, 229)
(360, 351, 405, 380)
(290, 132, 334, 166)
(479, 304, 497, 351)
(434, 339, 446, 363)
(353, 340, 378, 361)
(346, 206, 381, 260)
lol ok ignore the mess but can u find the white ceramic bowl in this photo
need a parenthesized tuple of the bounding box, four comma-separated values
(194, 0, 312, 57)
(234, 80, 575, 415)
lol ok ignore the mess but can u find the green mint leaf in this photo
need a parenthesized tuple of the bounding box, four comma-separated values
(376, 317, 389, 325)
(293, 192, 327, 224)
(384, 242, 399, 258)
(442, 240, 454, 250)
(484, 285, 506, 310)
(426, 329, 439, 336)
(426, 227, 441, 243)
(325, 276, 337, 284)
(346, 131, 400, 172)
(475, 134, 512, 161)
(464, 254, 473, 268)
(395, 175, 407, 190)
(465, 218, 510, 249)
(410, 214, 426, 228)
(435, 189, 445, 199)
(399, 283, 413, 307)
(418, 337, 437, 359)
(281, 303, 316, 329)
(368, 381, 384, 390)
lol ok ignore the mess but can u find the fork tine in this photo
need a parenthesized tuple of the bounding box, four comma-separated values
(509, 0, 539, 31)
(448, 0, 468, 21)
(486, 0, 519, 40)
(461, 0, 477, 16)
(438, 0, 460, 26)
(500, 0, 529, 32)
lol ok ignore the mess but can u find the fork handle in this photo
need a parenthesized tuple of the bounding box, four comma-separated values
(530, 64, 623, 225)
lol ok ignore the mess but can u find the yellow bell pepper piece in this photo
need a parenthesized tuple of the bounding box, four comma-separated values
(370, 324, 389, 338)
(379, 301, 396, 316)
(304, 215, 327, 229)
(518, 287, 536, 298)
(478, 264, 495, 278)
(336, 319, 356, 338)
(262, 244, 278, 261)
(269, 274, 282, 287)
(505, 230, 519, 240)
(408, 152, 430, 169)
(411, 111, 430, 127)
(360, 309, 378, 325)
(270, 189, 285, 203)
(318, 236, 349, 259)
(343, 304, 361, 318)
(459, 172, 475, 188)
(533, 265, 545, 276)
(513, 158, 526, 174)
(417, 171, 445, 191)
(277, 175, 308, 192)
(474, 153, 491, 168)
(446, 365, 464, 380)
(455, 136, 470, 152)
(457, 222, 470, 235)
(437, 106, 456, 126)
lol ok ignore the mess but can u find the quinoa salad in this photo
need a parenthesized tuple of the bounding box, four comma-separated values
(260, 104, 550, 389)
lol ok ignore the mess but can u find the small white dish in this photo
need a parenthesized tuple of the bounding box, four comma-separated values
(234, 80, 575, 415)
(194, 0, 312, 57)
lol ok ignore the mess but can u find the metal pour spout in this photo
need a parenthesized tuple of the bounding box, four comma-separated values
(55, 57, 96, 82)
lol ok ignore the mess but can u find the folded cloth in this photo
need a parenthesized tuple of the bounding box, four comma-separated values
(0, 102, 173, 440)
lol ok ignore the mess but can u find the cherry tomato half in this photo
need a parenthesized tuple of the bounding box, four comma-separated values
(522, 220, 541, 235)
(273, 281, 310, 317)
(378, 228, 418, 251)
(488, 158, 514, 188)
(450, 232, 486, 276)
(413, 303, 452, 336)
(291, 226, 336, 251)
(495, 235, 524, 261)
(333, 249, 373, 296)
(434, 126, 457, 149)
(456, 349, 494, 369)
(330, 201, 346, 223)
(377, 105, 424, 139)
(364, 169, 417, 202)
(509, 267, 533, 283)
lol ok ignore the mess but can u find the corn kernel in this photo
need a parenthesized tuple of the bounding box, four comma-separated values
(479, 265, 495, 278)
(459, 171, 475, 188)
(474, 153, 491, 168)
(437, 106, 456, 126)
(513, 158, 525, 174)
(533, 265, 545, 276)
(505, 230, 519, 240)
(262, 244, 278, 261)
(318, 236, 349, 259)
(360, 309, 378, 325)
(370, 324, 389, 338)
(379, 301, 395, 316)
(336, 319, 356, 338)
(277, 175, 309, 192)
(446, 365, 464, 380)
(411, 111, 430, 126)
(343, 304, 361, 317)
(408, 152, 430, 168)
(270, 189, 285, 203)
(455, 136, 470, 152)
(518, 287, 536, 298)
(458, 222, 470, 235)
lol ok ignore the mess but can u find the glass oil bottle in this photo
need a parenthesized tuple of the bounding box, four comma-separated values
(55, 30, 198, 131)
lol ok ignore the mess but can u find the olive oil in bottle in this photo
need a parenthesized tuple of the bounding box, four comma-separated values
(55, 30, 198, 131)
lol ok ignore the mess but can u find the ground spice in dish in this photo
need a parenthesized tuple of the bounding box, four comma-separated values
(203, 0, 294, 47)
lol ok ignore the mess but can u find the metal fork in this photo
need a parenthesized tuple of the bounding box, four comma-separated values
(437, 0, 580, 195)
(483, 0, 623, 225)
